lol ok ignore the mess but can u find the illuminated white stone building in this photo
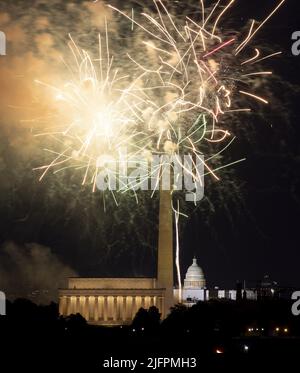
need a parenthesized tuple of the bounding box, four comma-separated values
(178, 258, 257, 305)
(175, 257, 207, 303)
(59, 278, 165, 325)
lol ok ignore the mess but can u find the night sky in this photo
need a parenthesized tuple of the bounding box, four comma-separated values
(0, 0, 299, 303)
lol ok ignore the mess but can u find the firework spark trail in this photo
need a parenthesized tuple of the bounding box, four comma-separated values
(235, 0, 286, 55)
(173, 199, 184, 303)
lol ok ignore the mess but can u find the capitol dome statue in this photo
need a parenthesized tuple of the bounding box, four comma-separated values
(184, 257, 206, 289)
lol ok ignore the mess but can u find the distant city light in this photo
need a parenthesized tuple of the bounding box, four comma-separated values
(215, 348, 224, 354)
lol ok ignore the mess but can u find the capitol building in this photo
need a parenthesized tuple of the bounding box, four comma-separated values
(177, 258, 256, 304)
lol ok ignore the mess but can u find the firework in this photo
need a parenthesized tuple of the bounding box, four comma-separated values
(34, 0, 285, 199)
(108, 0, 285, 178)
(33, 30, 151, 199)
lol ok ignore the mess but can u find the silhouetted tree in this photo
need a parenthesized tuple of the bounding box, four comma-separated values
(65, 313, 87, 330)
(132, 306, 161, 332)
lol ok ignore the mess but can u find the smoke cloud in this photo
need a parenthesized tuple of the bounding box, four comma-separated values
(0, 241, 77, 304)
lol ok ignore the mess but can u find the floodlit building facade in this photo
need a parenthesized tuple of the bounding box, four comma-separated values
(59, 278, 165, 325)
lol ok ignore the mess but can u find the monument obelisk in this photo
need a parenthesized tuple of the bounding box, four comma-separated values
(157, 189, 174, 316)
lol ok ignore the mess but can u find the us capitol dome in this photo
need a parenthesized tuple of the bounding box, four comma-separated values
(184, 257, 206, 289)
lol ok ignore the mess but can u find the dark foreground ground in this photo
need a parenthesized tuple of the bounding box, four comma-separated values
(1, 299, 300, 371)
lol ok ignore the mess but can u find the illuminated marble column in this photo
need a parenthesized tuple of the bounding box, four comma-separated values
(66, 296, 71, 315)
(131, 296, 137, 319)
(68, 296, 72, 314)
(116, 296, 121, 321)
(71, 296, 75, 314)
(148, 296, 153, 308)
(59, 296, 67, 315)
(135, 296, 140, 311)
(71, 296, 76, 314)
(125, 296, 130, 321)
(94, 296, 99, 322)
(89, 296, 94, 321)
(63, 296, 68, 315)
(161, 296, 165, 317)
(103, 296, 108, 322)
(98, 296, 104, 320)
(84, 297, 89, 320)
(153, 296, 157, 307)
(122, 297, 127, 322)
(158, 296, 164, 317)
(140, 296, 145, 309)
(75, 296, 80, 315)
(87, 297, 91, 320)
(113, 297, 118, 322)
(79, 296, 84, 316)
(145, 296, 150, 309)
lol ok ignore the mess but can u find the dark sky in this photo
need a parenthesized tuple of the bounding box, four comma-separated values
(0, 0, 299, 302)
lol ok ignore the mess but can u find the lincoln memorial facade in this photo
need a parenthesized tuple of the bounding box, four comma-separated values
(59, 277, 166, 325)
